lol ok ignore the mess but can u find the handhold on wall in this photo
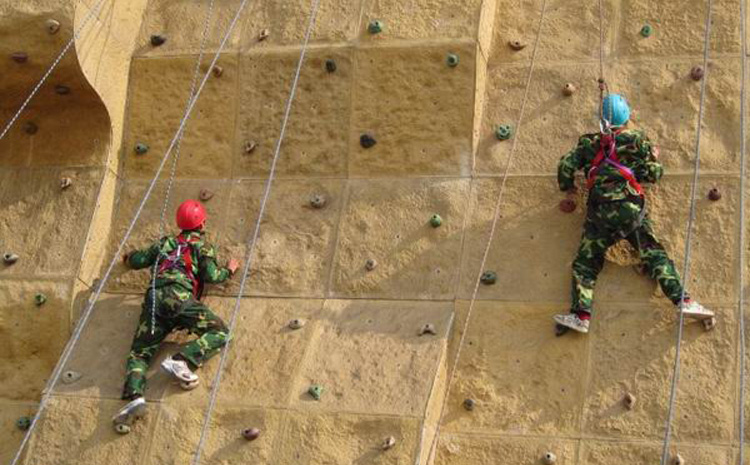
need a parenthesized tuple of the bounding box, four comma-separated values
(3, 253, 19, 265)
(288, 318, 306, 330)
(199, 189, 214, 201)
(150, 35, 167, 46)
(382, 436, 396, 451)
(462, 398, 476, 411)
(11, 52, 28, 63)
(60, 177, 73, 190)
(310, 194, 327, 209)
(24, 122, 38, 135)
(623, 392, 636, 410)
(640, 24, 653, 37)
(562, 83, 576, 96)
(703, 317, 716, 331)
(325, 59, 337, 73)
(429, 214, 443, 228)
(114, 423, 131, 435)
(55, 84, 71, 95)
(708, 188, 721, 201)
(365, 259, 377, 271)
(559, 198, 577, 213)
(360, 133, 377, 149)
(480, 271, 497, 285)
(508, 40, 526, 51)
(308, 384, 324, 400)
(35, 293, 47, 306)
(16, 417, 31, 431)
(672, 454, 685, 465)
(446, 53, 460, 67)
(45, 19, 61, 34)
(495, 124, 512, 140)
(419, 323, 437, 336)
(135, 143, 149, 155)
(543, 452, 557, 465)
(242, 428, 261, 441)
(368, 20, 384, 34)
(62, 370, 82, 384)
(244, 140, 257, 154)
(258, 29, 270, 41)
(212, 65, 224, 78)
(690, 65, 705, 81)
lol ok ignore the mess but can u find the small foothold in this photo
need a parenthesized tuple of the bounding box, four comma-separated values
(480, 270, 497, 285)
(360, 133, 377, 149)
(35, 293, 47, 306)
(703, 317, 716, 331)
(212, 65, 224, 78)
(429, 214, 443, 228)
(288, 318, 306, 330)
(134, 143, 149, 155)
(563, 83, 576, 96)
(624, 392, 636, 410)
(258, 29, 270, 41)
(368, 20, 384, 34)
(150, 34, 167, 46)
(420, 324, 437, 336)
(16, 417, 31, 431)
(446, 53, 460, 67)
(45, 19, 61, 34)
(462, 398, 476, 411)
(365, 259, 377, 271)
(495, 124, 512, 140)
(310, 194, 327, 209)
(308, 384, 324, 400)
(244, 140, 257, 154)
(325, 59, 337, 73)
(24, 122, 38, 135)
(242, 427, 261, 441)
(708, 188, 721, 201)
(543, 452, 558, 465)
(690, 65, 705, 81)
(4, 253, 19, 265)
(640, 24, 653, 37)
(199, 189, 214, 201)
(180, 379, 200, 390)
(114, 423, 131, 435)
(11, 52, 28, 63)
(382, 436, 396, 450)
(54, 85, 70, 95)
(62, 370, 81, 384)
(555, 323, 570, 337)
(672, 454, 685, 465)
(60, 177, 72, 190)
(559, 199, 577, 213)
(508, 40, 526, 51)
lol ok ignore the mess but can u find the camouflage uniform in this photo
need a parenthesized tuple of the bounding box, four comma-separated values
(558, 129, 687, 315)
(122, 230, 232, 400)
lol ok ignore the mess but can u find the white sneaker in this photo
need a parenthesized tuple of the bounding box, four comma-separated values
(553, 313, 590, 334)
(161, 356, 198, 383)
(678, 300, 714, 320)
(113, 397, 146, 424)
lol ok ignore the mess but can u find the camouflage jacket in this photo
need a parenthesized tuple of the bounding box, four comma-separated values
(558, 129, 663, 202)
(128, 230, 231, 291)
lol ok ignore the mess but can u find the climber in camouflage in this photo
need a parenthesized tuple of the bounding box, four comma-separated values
(113, 199, 239, 425)
(552, 94, 713, 334)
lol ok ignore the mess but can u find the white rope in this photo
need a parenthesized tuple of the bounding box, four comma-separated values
(9, 1, 250, 463)
(0, 0, 110, 142)
(189, 0, 322, 463)
(738, 0, 748, 461)
(150, 0, 215, 335)
(660, 0, 713, 463)
(418, 2, 548, 462)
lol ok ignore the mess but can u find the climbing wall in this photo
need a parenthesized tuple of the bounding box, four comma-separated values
(2, 0, 749, 464)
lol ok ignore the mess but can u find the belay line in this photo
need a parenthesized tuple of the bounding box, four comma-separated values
(737, 0, 747, 462)
(9, 1, 251, 463)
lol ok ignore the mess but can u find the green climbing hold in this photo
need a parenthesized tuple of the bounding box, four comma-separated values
(34, 293, 47, 306)
(135, 143, 149, 155)
(495, 125, 512, 141)
(368, 20, 384, 34)
(446, 53, 460, 67)
(308, 384, 324, 400)
(480, 271, 497, 285)
(640, 24, 653, 37)
(430, 214, 443, 228)
(16, 416, 31, 431)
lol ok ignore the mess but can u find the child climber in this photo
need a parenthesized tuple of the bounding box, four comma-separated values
(553, 93, 714, 334)
(113, 199, 239, 426)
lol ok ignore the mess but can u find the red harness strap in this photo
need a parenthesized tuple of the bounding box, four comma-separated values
(586, 131, 644, 197)
(157, 233, 203, 299)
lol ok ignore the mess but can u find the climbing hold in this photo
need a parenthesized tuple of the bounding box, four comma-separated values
(242, 427, 261, 441)
(480, 270, 497, 285)
(3, 253, 19, 265)
(114, 423, 131, 435)
(258, 29, 270, 41)
(508, 40, 526, 51)
(308, 384, 323, 400)
(462, 398, 476, 411)
(360, 133, 377, 149)
(62, 370, 82, 384)
(640, 24, 653, 37)
(368, 20, 384, 34)
(35, 293, 47, 306)
(559, 199, 577, 213)
(382, 436, 396, 451)
(199, 189, 214, 201)
(16, 417, 31, 431)
(45, 19, 61, 34)
(54, 85, 71, 95)
(134, 143, 149, 155)
(703, 317, 717, 331)
(446, 53, 460, 68)
(212, 65, 224, 78)
(365, 259, 378, 271)
(288, 318, 306, 330)
(60, 177, 72, 190)
(672, 454, 685, 465)
(562, 83, 576, 96)
(150, 34, 167, 46)
(310, 194, 327, 209)
(24, 122, 38, 135)
(708, 188, 721, 201)
(542, 452, 558, 465)
(325, 59, 337, 73)
(244, 140, 257, 154)
(429, 214, 443, 228)
(690, 65, 705, 81)
(623, 392, 636, 410)
(495, 125, 512, 140)
(419, 323, 437, 336)
(11, 52, 28, 63)
(180, 379, 200, 390)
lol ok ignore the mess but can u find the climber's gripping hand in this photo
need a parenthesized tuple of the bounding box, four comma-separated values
(227, 258, 240, 276)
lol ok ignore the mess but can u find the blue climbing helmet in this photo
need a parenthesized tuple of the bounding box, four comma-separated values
(601, 93, 631, 127)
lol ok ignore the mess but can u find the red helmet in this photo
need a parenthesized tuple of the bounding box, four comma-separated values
(176, 200, 206, 230)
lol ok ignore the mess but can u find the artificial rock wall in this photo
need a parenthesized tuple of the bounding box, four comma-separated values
(1, 0, 748, 464)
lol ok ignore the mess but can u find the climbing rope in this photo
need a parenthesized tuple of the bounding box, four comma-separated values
(660, 0, 714, 463)
(189, 0, 322, 463)
(8, 2, 251, 464)
(738, 0, 747, 462)
(0, 0, 110, 142)
(150, 0, 215, 335)
(417, 1, 549, 462)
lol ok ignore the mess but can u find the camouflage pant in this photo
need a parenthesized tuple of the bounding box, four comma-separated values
(122, 284, 229, 400)
(571, 200, 686, 314)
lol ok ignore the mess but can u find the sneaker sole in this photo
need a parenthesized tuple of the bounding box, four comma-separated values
(113, 401, 146, 425)
(161, 362, 198, 383)
(553, 316, 589, 334)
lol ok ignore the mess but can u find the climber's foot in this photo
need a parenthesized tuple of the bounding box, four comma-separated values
(553, 313, 590, 334)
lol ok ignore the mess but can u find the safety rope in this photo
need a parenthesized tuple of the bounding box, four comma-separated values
(738, 0, 747, 461)
(149, 0, 215, 335)
(660, 0, 714, 463)
(417, 1, 548, 462)
(0, 0, 110, 142)
(189, 0, 322, 463)
(8, 2, 250, 463)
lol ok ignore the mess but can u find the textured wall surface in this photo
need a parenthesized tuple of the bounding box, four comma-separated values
(1, 0, 748, 464)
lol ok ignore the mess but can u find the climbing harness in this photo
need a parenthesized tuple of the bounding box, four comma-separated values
(9, 1, 250, 463)
(585, 129, 645, 198)
(156, 234, 205, 300)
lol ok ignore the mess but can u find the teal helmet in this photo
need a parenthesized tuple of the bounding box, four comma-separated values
(601, 94, 631, 127)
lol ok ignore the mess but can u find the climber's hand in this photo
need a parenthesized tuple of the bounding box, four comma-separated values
(227, 258, 240, 275)
(122, 252, 131, 268)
